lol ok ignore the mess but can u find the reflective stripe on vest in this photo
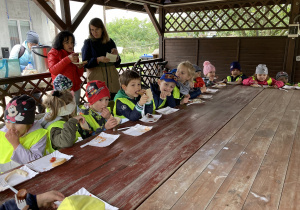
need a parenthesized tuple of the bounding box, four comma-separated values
(0, 128, 48, 164)
(227, 75, 242, 82)
(252, 76, 272, 86)
(81, 115, 100, 131)
(113, 98, 136, 118)
(158, 98, 167, 109)
(173, 86, 181, 99)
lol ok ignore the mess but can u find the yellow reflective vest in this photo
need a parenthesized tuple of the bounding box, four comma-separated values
(0, 128, 48, 164)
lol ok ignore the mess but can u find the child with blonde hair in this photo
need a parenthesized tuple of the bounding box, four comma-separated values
(0, 95, 49, 172)
(203, 61, 217, 86)
(42, 89, 85, 150)
(243, 64, 284, 88)
(172, 61, 195, 105)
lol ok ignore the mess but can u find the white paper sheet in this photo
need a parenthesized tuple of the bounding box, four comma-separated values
(0, 166, 38, 192)
(205, 88, 219, 93)
(26, 151, 73, 172)
(199, 94, 213, 99)
(80, 133, 120, 148)
(106, 52, 117, 62)
(54, 187, 118, 210)
(187, 98, 205, 106)
(122, 124, 152, 136)
(139, 114, 162, 123)
(155, 106, 179, 115)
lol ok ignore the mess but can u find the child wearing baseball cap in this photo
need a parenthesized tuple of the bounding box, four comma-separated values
(150, 72, 178, 109)
(203, 61, 217, 87)
(0, 95, 48, 173)
(78, 80, 118, 137)
(243, 64, 284, 88)
(113, 70, 154, 121)
(224, 61, 248, 84)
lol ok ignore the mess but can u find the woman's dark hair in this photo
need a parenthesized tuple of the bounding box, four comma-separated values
(52, 30, 75, 50)
(89, 18, 110, 44)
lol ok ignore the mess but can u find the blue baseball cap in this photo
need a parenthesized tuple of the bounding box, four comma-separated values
(230, 62, 241, 71)
(160, 73, 178, 84)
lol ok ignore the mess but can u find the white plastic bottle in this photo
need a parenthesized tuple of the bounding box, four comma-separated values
(26, 62, 33, 70)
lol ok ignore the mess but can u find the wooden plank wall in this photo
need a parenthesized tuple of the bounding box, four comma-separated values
(164, 37, 289, 81)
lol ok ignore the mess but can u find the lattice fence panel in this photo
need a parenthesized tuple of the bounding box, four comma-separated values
(165, 0, 291, 32)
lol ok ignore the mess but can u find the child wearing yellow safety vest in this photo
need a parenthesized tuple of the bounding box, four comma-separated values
(114, 70, 154, 121)
(243, 64, 284, 88)
(0, 95, 48, 173)
(150, 73, 177, 109)
(78, 80, 118, 137)
(223, 61, 248, 84)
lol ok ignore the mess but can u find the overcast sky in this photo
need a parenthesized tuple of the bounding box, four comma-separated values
(55, 0, 150, 52)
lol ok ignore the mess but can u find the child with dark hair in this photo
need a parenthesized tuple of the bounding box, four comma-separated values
(113, 70, 154, 121)
(243, 64, 284, 88)
(276, 71, 290, 85)
(224, 61, 248, 84)
(0, 95, 50, 173)
(48, 30, 86, 105)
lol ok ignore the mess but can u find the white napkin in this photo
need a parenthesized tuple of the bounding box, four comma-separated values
(140, 114, 162, 123)
(80, 133, 120, 148)
(106, 52, 117, 62)
(155, 106, 179, 115)
(122, 124, 152, 136)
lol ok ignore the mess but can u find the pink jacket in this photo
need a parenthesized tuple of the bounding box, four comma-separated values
(243, 76, 284, 88)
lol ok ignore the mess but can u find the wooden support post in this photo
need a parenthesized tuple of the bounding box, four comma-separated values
(144, 4, 162, 36)
(286, 0, 300, 82)
(159, 7, 164, 59)
(60, 0, 72, 30)
(32, 0, 66, 31)
(103, 6, 106, 26)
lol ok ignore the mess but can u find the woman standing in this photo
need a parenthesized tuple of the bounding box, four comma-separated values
(82, 18, 121, 98)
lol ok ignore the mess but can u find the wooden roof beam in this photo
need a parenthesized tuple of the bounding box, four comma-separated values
(144, 3, 162, 36)
(71, 0, 97, 32)
(60, 0, 71, 29)
(32, 0, 66, 31)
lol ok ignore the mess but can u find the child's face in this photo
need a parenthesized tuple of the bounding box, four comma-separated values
(195, 72, 201, 78)
(207, 71, 215, 78)
(231, 69, 241, 77)
(277, 76, 288, 84)
(63, 36, 74, 53)
(158, 80, 176, 94)
(256, 74, 267, 81)
(176, 66, 191, 83)
(91, 96, 109, 112)
(6, 122, 30, 137)
(122, 79, 142, 99)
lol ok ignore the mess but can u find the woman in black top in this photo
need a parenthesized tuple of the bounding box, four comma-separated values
(82, 18, 121, 98)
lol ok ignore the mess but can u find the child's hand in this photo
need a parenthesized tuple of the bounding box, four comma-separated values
(138, 94, 148, 106)
(273, 85, 278, 89)
(236, 78, 242, 84)
(160, 91, 169, 100)
(105, 117, 118, 130)
(73, 115, 85, 123)
(101, 108, 111, 119)
(223, 79, 228, 82)
(97, 56, 110, 63)
(189, 81, 194, 88)
(200, 86, 206, 93)
(5, 129, 20, 149)
(68, 53, 79, 63)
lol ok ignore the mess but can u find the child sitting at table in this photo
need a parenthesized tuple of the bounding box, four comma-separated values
(150, 72, 178, 109)
(0, 95, 48, 173)
(171, 61, 195, 105)
(42, 76, 85, 150)
(78, 80, 118, 136)
(243, 64, 284, 88)
(276, 71, 291, 85)
(189, 64, 206, 99)
(203, 61, 217, 87)
(223, 61, 248, 84)
(114, 70, 154, 121)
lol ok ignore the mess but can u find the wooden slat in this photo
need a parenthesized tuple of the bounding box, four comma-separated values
(242, 90, 300, 209)
(60, 0, 71, 28)
(144, 3, 163, 36)
(138, 86, 269, 209)
(205, 90, 293, 209)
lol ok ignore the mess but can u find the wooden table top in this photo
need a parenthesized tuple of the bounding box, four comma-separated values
(0, 85, 263, 209)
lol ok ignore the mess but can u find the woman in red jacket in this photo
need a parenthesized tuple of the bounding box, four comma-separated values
(48, 31, 85, 105)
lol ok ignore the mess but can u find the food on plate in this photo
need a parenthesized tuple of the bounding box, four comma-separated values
(95, 136, 107, 143)
(79, 120, 90, 130)
(50, 157, 56, 163)
(5, 169, 28, 182)
(114, 116, 121, 124)
(147, 113, 153, 118)
(136, 89, 146, 95)
(52, 158, 67, 167)
(17, 189, 27, 200)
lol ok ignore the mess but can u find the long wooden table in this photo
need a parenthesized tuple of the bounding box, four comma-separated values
(0, 85, 263, 209)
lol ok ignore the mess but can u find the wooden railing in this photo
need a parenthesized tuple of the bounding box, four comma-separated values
(0, 59, 163, 123)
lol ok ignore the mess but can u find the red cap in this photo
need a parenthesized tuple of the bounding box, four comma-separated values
(86, 80, 110, 105)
